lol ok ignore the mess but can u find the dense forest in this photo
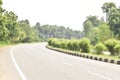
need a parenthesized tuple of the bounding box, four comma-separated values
(0, 0, 82, 45)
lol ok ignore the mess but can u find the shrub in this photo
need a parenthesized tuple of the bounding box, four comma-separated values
(71, 40, 79, 51)
(59, 39, 67, 49)
(48, 38, 53, 46)
(66, 39, 79, 51)
(66, 41, 72, 50)
(114, 44, 120, 56)
(104, 39, 120, 55)
(50, 38, 60, 48)
(78, 38, 91, 53)
(94, 42, 106, 54)
(48, 38, 91, 53)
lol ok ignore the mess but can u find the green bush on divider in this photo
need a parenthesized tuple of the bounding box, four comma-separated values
(78, 38, 91, 53)
(94, 42, 106, 54)
(114, 44, 120, 56)
(104, 39, 120, 55)
(48, 38, 53, 46)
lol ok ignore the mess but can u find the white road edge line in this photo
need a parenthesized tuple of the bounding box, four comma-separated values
(88, 71, 112, 80)
(11, 47, 28, 80)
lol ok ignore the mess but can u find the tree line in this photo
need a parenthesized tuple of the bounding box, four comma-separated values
(0, 0, 40, 44)
(33, 23, 83, 41)
(83, 2, 120, 45)
(0, 0, 83, 45)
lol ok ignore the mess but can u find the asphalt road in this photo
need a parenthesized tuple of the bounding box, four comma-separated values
(1, 42, 120, 80)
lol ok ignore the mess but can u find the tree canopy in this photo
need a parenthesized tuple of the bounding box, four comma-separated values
(33, 23, 82, 41)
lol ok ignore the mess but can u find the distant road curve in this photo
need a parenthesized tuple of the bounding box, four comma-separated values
(0, 42, 120, 80)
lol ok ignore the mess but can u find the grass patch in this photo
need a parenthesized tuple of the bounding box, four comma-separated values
(0, 42, 12, 47)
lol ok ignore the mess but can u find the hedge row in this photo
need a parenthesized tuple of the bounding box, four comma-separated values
(48, 38, 120, 56)
(48, 38, 90, 53)
(104, 39, 120, 55)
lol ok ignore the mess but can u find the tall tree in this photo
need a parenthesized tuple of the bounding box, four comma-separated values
(85, 15, 102, 27)
(108, 7, 120, 38)
(18, 20, 39, 42)
(83, 20, 93, 37)
(4, 11, 20, 43)
(102, 2, 116, 22)
(0, 0, 9, 42)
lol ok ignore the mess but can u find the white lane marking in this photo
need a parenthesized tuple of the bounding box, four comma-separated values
(11, 47, 27, 80)
(88, 71, 112, 80)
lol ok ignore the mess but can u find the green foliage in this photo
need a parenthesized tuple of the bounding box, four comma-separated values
(98, 24, 114, 42)
(48, 38, 91, 53)
(50, 38, 60, 48)
(70, 40, 79, 51)
(83, 2, 120, 45)
(83, 20, 113, 45)
(101, 2, 120, 39)
(84, 15, 102, 27)
(48, 38, 53, 46)
(0, 0, 2, 5)
(94, 42, 106, 54)
(104, 39, 120, 55)
(102, 2, 116, 22)
(59, 39, 68, 49)
(114, 44, 120, 56)
(83, 20, 93, 37)
(108, 8, 120, 38)
(66, 40, 78, 51)
(33, 23, 82, 40)
(83, 15, 102, 38)
(66, 39, 79, 51)
(0, 0, 41, 44)
(18, 20, 39, 43)
(78, 38, 91, 53)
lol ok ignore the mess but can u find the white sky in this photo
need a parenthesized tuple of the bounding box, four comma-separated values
(2, 0, 120, 31)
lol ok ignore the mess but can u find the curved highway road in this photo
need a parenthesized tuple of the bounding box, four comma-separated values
(0, 42, 120, 80)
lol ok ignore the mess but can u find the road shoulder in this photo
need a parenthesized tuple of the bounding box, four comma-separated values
(0, 46, 21, 80)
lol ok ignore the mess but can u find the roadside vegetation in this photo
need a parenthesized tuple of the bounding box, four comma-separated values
(0, 0, 82, 46)
(48, 2, 120, 60)
(0, 0, 41, 46)
(1, 0, 120, 61)
(48, 38, 120, 60)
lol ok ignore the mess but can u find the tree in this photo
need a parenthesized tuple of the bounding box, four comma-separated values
(4, 11, 21, 43)
(33, 22, 42, 39)
(97, 24, 113, 42)
(33, 24, 82, 40)
(85, 15, 102, 27)
(0, 1, 9, 42)
(18, 20, 39, 42)
(83, 20, 93, 37)
(102, 2, 116, 22)
(0, 0, 2, 13)
(89, 27, 100, 45)
(108, 8, 120, 38)
(89, 24, 113, 45)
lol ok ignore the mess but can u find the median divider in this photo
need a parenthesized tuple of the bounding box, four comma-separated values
(46, 45, 120, 65)
(99, 57, 102, 61)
